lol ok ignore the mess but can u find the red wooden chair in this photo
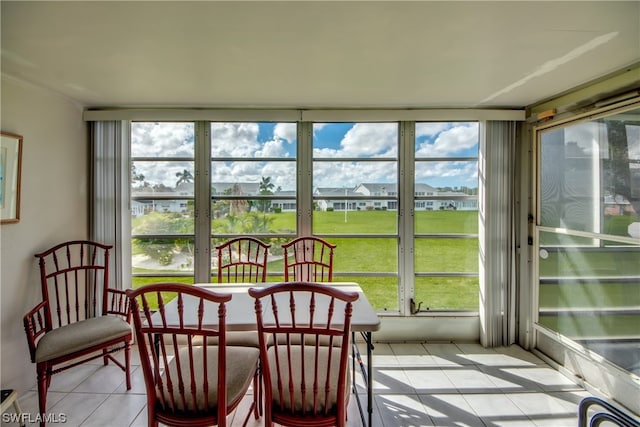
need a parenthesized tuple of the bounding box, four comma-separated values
(126, 283, 260, 427)
(215, 236, 271, 283)
(215, 236, 271, 416)
(23, 241, 132, 426)
(282, 236, 336, 282)
(249, 282, 358, 427)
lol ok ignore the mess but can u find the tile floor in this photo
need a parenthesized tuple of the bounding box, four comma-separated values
(6, 342, 596, 426)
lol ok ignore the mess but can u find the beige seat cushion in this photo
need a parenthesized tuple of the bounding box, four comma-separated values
(36, 316, 131, 363)
(266, 344, 350, 413)
(173, 331, 267, 347)
(159, 346, 259, 413)
(275, 334, 343, 347)
(205, 331, 261, 347)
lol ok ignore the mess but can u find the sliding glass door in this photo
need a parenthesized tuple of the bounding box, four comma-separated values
(534, 104, 640, 375)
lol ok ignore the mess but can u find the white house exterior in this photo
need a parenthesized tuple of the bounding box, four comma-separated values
(132, 181, 479, 215)
(314, 183, 478, 211)
(271, 190, 297, 212)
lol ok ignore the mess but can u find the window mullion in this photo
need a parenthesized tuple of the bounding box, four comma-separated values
(298, 121, 313, 236)
(399, 121, 415, 316)
(194, 121, 211, 282)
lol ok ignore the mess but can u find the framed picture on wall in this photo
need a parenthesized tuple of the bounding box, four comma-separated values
(1, 132, 23, 224)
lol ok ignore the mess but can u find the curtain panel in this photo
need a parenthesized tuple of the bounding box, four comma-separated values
(479, 121, 518, 347)
(89, 121, 131, 290)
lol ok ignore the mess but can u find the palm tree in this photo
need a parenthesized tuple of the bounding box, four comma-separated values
(175, 169, 194, 187)
(257, 176, 275, 213)
(259, 176, 274, 194)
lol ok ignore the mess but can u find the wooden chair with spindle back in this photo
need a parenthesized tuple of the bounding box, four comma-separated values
(215, 236, 271, 283)
(249, 281, 358, 427)
(23, 240, 132, 426)
(282, 236, 336, 282)
(126, 283, 260, 427)
(214, 236, 271, 417)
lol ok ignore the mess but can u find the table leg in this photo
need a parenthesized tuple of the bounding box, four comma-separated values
(352, 331, 374, 427)
(352, 332, 365, 426)
(365, 331, 373, 427)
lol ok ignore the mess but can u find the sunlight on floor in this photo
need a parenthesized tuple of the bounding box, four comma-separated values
(6, 343, 594, 427)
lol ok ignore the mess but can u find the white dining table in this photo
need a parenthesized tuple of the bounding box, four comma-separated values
(155, 282, 380, 427)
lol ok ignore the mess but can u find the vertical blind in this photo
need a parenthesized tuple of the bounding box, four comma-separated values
(90, 120, 131, 290)
(479, 120, 518, 346)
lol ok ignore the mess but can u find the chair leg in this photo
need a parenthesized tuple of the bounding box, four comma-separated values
(252, 367, 260, 419)
(36, 363, 48, 427)
(125, 340, 132, 390)
(45, 367, 53, 388)
(103, 348, 109, 366)
(147, 406, 158, 427)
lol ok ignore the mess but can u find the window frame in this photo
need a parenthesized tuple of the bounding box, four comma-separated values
(128, 117, 486, 315)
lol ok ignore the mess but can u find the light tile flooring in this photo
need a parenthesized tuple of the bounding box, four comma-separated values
(6, 343, 596, 426)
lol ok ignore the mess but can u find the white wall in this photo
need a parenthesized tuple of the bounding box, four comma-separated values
(0, 76, 88, 393)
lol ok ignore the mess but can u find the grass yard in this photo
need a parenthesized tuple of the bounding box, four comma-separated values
(132, 209, 639, 328)
(133, 210, 481, 311)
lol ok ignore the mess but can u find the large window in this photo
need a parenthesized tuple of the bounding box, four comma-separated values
(535, 105, 640, 375)
(131, 122, 195, 288)
(414, 122, 479, 311)
(129, 120, 481, 313)
(210, 122, 297, 281)
(312, 123, 399, 311)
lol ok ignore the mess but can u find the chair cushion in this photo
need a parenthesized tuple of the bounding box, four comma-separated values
(266, 344, 350, 413)
(172, 331, 269, 347)
(36, 316, 131, 363)
(159, 346, 259, 413)
(206, 331, 261, 347)
(275, 334, 343, 347)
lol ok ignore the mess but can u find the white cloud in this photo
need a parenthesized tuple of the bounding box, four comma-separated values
(131, 122, 194, 157)
(261, 162, 296, 190)
(340, 123, 398, 157)
(416, 122, 450, 138)
(274, 123, 297, 143)
(255, 138, 289, 158)
(132, 121, 479, 190)
(415, 161, 478, 185)
(416, 123, 478, 157)
(210, 122, 261, 157)
(313, 160, 397, 188)
(131, 123, 195, 186)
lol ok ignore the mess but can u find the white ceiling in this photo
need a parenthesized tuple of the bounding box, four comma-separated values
(1, 1, 639, 109)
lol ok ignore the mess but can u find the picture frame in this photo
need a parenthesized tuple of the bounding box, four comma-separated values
(1, 132, 23, 224)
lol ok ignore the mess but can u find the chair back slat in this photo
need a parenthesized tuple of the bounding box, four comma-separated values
(250, 282, 357, 425)
(282, 237, 336, 282)
(127, 283, 232, 423)
(35, 241, 111, 329)
(215, 237, 271, 283)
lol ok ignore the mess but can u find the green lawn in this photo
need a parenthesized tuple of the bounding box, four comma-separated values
(132, 209, 639, 332)
(538, 239, 640, 340)
(132, 210, 480, 310)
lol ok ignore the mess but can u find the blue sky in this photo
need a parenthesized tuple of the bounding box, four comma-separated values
(132, 122, 479, 190)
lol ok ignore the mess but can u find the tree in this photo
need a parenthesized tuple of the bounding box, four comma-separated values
(257, 176, 275, 213)
(175, 169, 194, 187)
(259, 176, 275, 193)
(131, 164, 145, 186)
(606, 121, 639, 214)
(230, 183, 248, 215)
